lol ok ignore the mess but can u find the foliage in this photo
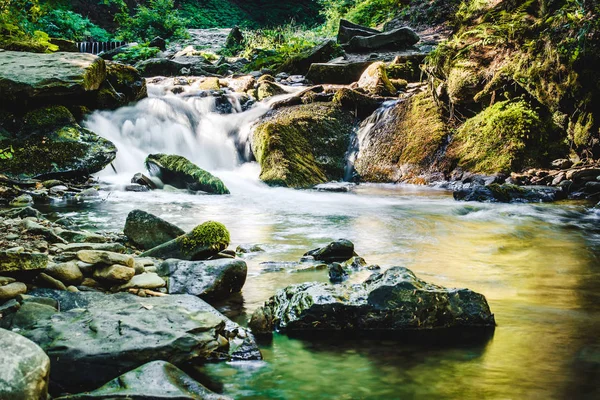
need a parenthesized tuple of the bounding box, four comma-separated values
(113, 43, 160, 63)
(319, 0, 405, 33)
(0, 145, 13, 160)
(240, 24, 325, 71)
(0, 0, 57, 52)
(37, 9, 110, 41)
(116, 0, 189, 42)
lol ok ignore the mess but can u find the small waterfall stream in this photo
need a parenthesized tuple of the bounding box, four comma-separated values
(77, 41, 128, 54)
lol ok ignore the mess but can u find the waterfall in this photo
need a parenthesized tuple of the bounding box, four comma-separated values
(84, 82, 295, 182)
(344, 100, 400, 181)
(77, 41, 128, 55)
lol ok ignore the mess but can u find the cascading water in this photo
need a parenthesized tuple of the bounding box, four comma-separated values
(84, 80, 299, 186)
(344, 100, 400, 181)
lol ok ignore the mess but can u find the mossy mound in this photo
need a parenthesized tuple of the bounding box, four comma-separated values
(446, 62, 482, 105)
(357, 62, 397, 96)
(197, 77, 221, 91)
(354, 92, 447, 182)
(447, 99, 565, 174)
(251, 103, 354, 188)
(332, 88, 384, 118)
(256, 81, 286, 101)
(178, 221, 231, 256)
(105, 61, 148, 103)
(145, 154, 230, 194)
(0, 106, 117, 180)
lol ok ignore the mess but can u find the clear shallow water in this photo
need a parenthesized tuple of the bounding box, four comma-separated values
(40, 176, 600, 399)
(58, 85, 600, 398)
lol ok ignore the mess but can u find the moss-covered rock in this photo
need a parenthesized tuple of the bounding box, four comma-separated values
(251, 103, 354, 188)
(277, 40, 342, 75)
(446, 62, 482, 105)
(357, 62, 397, 96)
(145, 154, 229, 194)
(197, 77, 221, 91)
(256, 81, 286, 101)
(306, 62, 371, 85)
(0, 50, 106, 110)
(141, 221, 230, 260)
(105, 61, 147, 103)
(332, 88, 385, 119)
(0, 106, 117, 180)
(354, 92, 448, 182)
(447, 99, 565, 174)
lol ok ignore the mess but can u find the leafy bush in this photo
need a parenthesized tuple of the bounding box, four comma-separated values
(113, 43, 160, 63)
(318, 0, 404, 33)
(37, 9, 111, 41)
(116, 0, 189, 42)
(0, 0, 58, 52)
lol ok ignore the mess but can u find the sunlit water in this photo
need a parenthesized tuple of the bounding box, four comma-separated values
(39, 85, 600, 398)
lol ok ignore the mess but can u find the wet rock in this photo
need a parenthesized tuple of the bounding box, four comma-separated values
(0, 206, 42, 219)
(76, 188, 100, 199)
(357, 62, 397, 96)
(344, 27, 420, 52)
(141, 221, 230, 261)
(250, 266, 495, 336)
(328, 262, 348, 283)
(38, 272, 68, 290)
(226, 75, 256, 93)
(551, 158, 573, 169)
(134, 58, 211, 77)
(304, 239, 355, 263)
(46, 262, 83, 286)
(59, 242, 126, 253)
(277, 40, 341, 75)
(124, 209, 185, 250)
(256, 81, 286, 100)
(0, 282, 27, 300)
(337, 19, 380, 45)
(9, 194, 33, 207)
(105, 61, 147, 104)
(77, 250, 135, 268)
(149, 36, 167, 50)
(93, 264, 135, 283)
(1, 289, 261, 392)
(453, 183, 565, 203)
(306, 61, 371, 84)
(21, 219, 66, 244)
(56, 361, 231, 400)
(0, 250, 48, 273)
(145, 154, 229, 194)
(158, 259, 247, 301)
(131, 172, 157, 189)
(236, 244, 265, 254)
(55, 229, 109, 244)
(0, 328, 50, 400)
(125, 183, 149, 192)
(343, 256, 367, 270)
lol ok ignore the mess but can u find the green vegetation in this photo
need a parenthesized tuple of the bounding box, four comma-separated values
(38, 9, 110, 41)
(319, 0, 404, 33)
(113, 44, 160, 64)
(115, 0, 188, 42)
(178, 221, 230, 254)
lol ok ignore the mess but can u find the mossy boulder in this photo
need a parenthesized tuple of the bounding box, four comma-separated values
(197, 77, 221, 91)
(0, 106, 117, 180)
(256, 81, 286, 101)
(354, 92, 447, 182)
(357, 62, 397, 96)
(251, 103, 354, 188)
(446, 62, 483, 105)
(447, 99, 565, 174)
(0, 50, 106, 110)
(344, 27, 420, 52)
(105, 61, 147, 103)
(332, 88, 385, 118)
(145, 154, 229, 194)
(124, 209, 185, 250)
(141, 221, 231, 261)
(305, 61, 371, 85)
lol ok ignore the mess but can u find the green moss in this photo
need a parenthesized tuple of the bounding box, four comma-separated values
(252, 103, 353, 188)
(570, 113, 595, 148)
(56, 127, 81, 141)
(354, 91, 448, 182)
(197, 77, 221, 91)
(333, 88, 383, 118)
(449, 100, 561, 174)
(487, 183, 525, 203)
(22, 106, 76, 133)
(390, 79, 408, 91)
(145, 154, 230, 194)
(256, 81, 286, 100)
(446, 63, 481, 105)
(257, 75, 276, 83)
(177, 221, 230, 255)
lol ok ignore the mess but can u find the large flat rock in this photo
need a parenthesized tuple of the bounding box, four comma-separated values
(1, 289, 261, 393)
(0, 50, 106, 107)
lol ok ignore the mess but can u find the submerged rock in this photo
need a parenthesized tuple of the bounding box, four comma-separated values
(249, 266, 495, 336)
(0, 328, 50, 400)
(1, 289, 261, 393)
(251, 103, 354, 188)
(145, 154, 230, 194)
(56, 361, 231, 400)
(124, 209, 185, 250)
(141, 221, 230, 261)
(453, 183, 566, 203)
(158, 258, 247, 301)
(304, 239, 355, 263)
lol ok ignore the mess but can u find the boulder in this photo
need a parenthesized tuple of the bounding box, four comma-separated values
(105, 61, 147, 103)
(344, 27, 420, 52)
(0, 250, 48, 273)
(0, 282, 27, 300)
(337, 19, 380, 45)
(77, 250, 135, 268)
(357, 62, 397, 96)
(158, 259, 247, 301)
(56, 361, 231, 400)
(1, 289, 261, 393)
(256, 81, 286, 100)
(134, 57, 213, 77)
(140, 221, 230, 261)
(149, 36, 167, 51)
(226, 76, 256, 93)
(328, 262, 348, 283)
(251, 103, 354, 188)
(93, 264, 135, 283)
(46, 262, 83, 286)
(306, 61, 371, 84)
(0, 328, 50, 400)
(0, 50, 106, 109)
(145, 154, 230, 194)
(124, 209, 185, 250)
(332, 88, 386, 118)
(304, 239, 355, 263)
(453, 183, 566, 203)
(249, 266, 495, 336)
(277, 40, 342, 75)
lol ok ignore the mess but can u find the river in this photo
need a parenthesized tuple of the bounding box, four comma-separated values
(39, 82, 600, 399)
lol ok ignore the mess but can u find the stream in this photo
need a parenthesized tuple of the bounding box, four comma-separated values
(39, 82, 600, 398)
